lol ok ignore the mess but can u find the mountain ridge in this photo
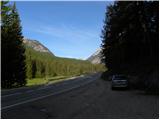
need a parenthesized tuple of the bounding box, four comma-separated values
(87, 48, 103, 64)
(23, 38, 54, 56)
(23, 38, 103, 64)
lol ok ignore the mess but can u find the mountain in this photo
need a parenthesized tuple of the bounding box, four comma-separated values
(23, 38, 105, 79)
(23, 38, 54, 56)
(87, 48, 103, 64)
(23, 38, 103, 64)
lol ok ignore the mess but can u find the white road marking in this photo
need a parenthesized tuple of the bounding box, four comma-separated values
(1, 78, 95, 111)
(1, 76, 81, 98)
(1, 92, 22, 98)
(1, 87, 28, 92)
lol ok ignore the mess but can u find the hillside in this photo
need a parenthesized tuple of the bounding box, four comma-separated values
(87, 48, 103, 64)
(23, 38, 54, 56)
(24, 39, 106, 79)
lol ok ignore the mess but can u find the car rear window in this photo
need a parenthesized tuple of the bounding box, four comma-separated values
(114, 75, 127, 80)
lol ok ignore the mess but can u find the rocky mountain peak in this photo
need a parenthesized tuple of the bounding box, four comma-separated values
(23, 38, 54, 55)
(87, 48, 103, 64)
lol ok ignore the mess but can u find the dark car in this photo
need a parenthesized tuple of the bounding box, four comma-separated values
(111, 75, 129, 90)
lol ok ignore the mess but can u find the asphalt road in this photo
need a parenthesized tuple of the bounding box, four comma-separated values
(1, 72, 159, 119)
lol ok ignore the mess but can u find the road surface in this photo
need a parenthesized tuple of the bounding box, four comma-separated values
(1, 73, 159, 119)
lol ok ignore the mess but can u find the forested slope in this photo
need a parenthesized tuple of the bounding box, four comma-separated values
(25, 46, 106, 79)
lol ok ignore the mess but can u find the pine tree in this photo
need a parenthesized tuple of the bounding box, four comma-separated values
(1, 1, 12, 88)
(101, 1, 158, 73)
(2, 2, 26, 88)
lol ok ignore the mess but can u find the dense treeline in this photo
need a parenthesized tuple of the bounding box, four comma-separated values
(25, 46, 106, 79)
(1, 2, 26, 88)
(101, 1, 158, 73)
(101, 1, 158, 91)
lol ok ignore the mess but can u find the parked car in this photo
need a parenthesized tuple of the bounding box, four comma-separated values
(111, 75, 129, 90)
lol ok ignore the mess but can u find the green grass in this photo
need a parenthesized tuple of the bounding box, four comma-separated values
(26, 76, 72, 86)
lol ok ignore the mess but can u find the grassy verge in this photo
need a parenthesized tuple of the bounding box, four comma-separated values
(26, 76, 75, 86)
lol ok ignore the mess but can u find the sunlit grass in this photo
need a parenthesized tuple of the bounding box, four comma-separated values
(26, 76, 70, 86)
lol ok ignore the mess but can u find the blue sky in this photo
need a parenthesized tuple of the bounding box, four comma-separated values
(16, 1, 112, 59)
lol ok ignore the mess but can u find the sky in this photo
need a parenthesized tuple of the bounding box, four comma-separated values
(15, 1, 112, 59)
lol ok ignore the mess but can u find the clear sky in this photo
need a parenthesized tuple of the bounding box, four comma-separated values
(16, 1, 112, 59)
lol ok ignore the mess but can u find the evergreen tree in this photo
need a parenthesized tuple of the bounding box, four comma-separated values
(1, 2, 26, 88)
(1, 1, 11, 18)
(101, 1, 158, 73)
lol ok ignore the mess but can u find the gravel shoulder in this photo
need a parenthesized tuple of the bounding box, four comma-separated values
(2, 77, 159, 119)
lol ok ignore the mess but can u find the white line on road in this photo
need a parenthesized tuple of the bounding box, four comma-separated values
(1, 92, 22, 98)
(1, 76, 81, 98)
(1, 78, 95, 111)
